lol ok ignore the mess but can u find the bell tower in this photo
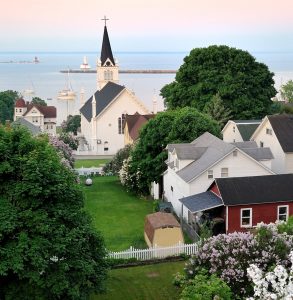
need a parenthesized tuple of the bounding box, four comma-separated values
(97, 16, 119, 90)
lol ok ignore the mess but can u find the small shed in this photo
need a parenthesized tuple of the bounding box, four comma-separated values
(144, 212, 184, 247)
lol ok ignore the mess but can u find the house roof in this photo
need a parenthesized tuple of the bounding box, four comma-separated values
(232, 141, 258, 149)
(144, 212, 181, 243)
(215, 174, 293, 206)
(13, 117, 41, 135)
(15, 98, 26, 107)
(80, 82, 125, 122)
(23, 104, 56, 118)
(176, 132, 235, 182)
(124, 113, 155, 141)
(179, 191, 223, 213)
(240, 147, 274, 160)
(236, 123, 260, 141)
(173, 145, 207, 160)
(100, 25, 115, 66)
(232, 120, 261, 124)
(267, 114, 293, 152)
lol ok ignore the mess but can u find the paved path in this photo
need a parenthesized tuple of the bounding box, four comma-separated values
(74, 155, 113, 160)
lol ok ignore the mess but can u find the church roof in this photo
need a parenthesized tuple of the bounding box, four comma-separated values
(80, 82, 125, 121)
(100, 26, 115, 66)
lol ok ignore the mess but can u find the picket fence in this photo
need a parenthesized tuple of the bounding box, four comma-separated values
(108, 242, 198, 261)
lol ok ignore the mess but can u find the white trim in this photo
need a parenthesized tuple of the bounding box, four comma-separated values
(221, 120, 234, 134)
(240, 208, 252, 228)
(226, 206, 229, 233)
(250, 116, 268, 140)
(277, 205, 289, 222)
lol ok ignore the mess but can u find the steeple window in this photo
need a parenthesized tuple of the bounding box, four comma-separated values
(104, 70, 113, 81)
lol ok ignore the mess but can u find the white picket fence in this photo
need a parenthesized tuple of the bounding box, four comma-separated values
(108, 242, 198, 261)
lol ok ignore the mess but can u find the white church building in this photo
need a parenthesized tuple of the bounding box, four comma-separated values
(79, 21, 149, 155)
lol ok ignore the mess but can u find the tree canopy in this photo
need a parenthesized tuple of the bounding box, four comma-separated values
(31, 96, 47, 106)
(121, 108, 220, 194)
(280, 80, 293, 102)
(0, 126, 107, 299)
(0, 90, 19, 124)
(61, 115, 81, 135)
(161, 45, 277, 119)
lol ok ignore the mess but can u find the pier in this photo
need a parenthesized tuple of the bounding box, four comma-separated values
(60, 69, 177, 74)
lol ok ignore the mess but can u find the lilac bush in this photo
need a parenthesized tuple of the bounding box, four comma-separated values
(185, 224, 293, 298)
(48, 135, 75, 168)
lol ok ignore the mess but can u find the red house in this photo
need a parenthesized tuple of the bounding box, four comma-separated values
(179, 174, 293, 234)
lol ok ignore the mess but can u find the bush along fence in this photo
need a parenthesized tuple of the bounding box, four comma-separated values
(108, 242, 198, 261)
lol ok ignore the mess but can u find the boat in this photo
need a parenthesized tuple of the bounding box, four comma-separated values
(57, 69, 76, 100)
(80, 56, 91, 70)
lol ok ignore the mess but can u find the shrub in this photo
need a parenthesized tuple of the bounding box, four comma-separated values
(180, 272, 232, 300)
(278, 216, 293, 235)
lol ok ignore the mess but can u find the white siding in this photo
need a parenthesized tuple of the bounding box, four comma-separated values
(166, 149, 273, 220)
(222, 122, 243, 143)
(285, 154, 293, 173)
(252, 119, 286, 174)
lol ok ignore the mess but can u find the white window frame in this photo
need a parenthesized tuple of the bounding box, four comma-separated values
(221, 167, 229, 178)
(240, 208, 252, 227)
(207, 170, 213, 179)
(260, 141, 264, 148)
(277, 205, 289, 222)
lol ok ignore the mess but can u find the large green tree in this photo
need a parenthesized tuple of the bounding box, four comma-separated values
(0, 90, 19, 124)
(0, 126, 107, 300)
(280, 80, 293, 102)
(31, 96, 47, 106)
(61, 115, 81, 135)
(161, 45, 277, 119)
(123, 107, 220, 194)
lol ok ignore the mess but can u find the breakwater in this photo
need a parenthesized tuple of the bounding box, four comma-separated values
(60, 69, 177, 74)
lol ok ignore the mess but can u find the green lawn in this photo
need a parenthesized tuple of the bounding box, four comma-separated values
(83, 176, 153, 251)
(91, 261, 184, 300)
(75, 159, 110, 168)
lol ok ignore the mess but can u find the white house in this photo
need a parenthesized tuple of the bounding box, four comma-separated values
(222, 120, 261, 143)
(14, 98, 57, 135)
(79, 22, 149, 155)
(250, 114, 293, 174)
(163, 132, 274, 219)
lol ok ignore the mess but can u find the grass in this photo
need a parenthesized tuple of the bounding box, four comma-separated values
(91, 261, 185, 300)
(75, 159, 110, 168)
(82, 176, 153, 251)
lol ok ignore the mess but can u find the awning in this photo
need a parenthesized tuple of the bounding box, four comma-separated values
(179, 191, 223, 213)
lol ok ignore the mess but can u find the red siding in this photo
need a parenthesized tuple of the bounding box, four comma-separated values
(227, 202, 293, 233)
(210, 183, 221, 197)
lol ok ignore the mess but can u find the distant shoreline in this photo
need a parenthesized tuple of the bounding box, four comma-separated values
(60, 69, 177, 74)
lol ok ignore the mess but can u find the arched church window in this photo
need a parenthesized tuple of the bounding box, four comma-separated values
(118, 114, 126, 134)
(118, 117, 122, 134)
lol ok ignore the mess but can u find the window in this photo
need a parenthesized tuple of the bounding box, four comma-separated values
(241, 208, 252, 227)
(207, 170, 213, 179)
(233, 126, 235, 133)
(221, 167, 228, 178)
(15, 108, 18, 112)
(104, 70, 113, 80)
(104, 147, 109, 151)
(266, 128, 272, 135)
(32, 117, 38, 123)
(260, 141, 264, 148)
(19, 109, 22, 113)
(118, 114, 126, 134)
(278, 205, 289, 221)
(233, 150, 237, 157)
(171, 186, 173, 192)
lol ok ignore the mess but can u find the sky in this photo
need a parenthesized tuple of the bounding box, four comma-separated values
(2, 0, 293, 52)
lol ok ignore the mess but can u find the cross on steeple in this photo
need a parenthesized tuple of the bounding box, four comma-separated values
(101, 16, 109, 26)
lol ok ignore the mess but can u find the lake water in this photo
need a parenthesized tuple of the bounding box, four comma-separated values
(0, 51, 293, 124)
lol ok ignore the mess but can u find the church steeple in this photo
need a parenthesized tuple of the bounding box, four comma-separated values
(100, 25, 115, 66)
(97, 16, 119, 90)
